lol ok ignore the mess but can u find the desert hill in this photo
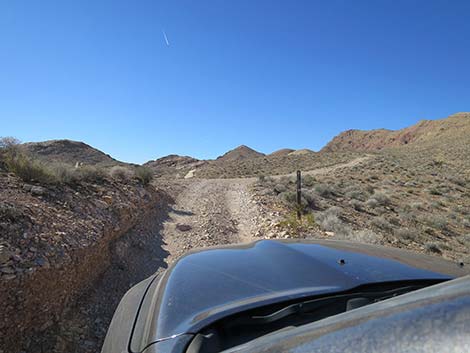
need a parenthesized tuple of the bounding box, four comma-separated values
(144, 155, 206, 178)
(268, 148, 295, 157)
(22, 139, 123, 166)
(323, 112, 470, 152)
(216, 145, 265, 162)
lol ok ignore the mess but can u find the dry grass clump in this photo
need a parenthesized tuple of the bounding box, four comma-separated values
(109, 165, 134, 181)
(49, 163, 105, 184)
(1, 137, 148, 186)
(1, 139, 57, 184)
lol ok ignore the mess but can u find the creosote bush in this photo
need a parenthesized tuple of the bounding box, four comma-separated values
(135, 166, 153, 186)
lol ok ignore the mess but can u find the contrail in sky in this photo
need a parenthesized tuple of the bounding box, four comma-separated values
(162, 30, 170, 46)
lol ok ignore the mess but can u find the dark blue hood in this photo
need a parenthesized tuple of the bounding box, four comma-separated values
(131, 239, 465, 352)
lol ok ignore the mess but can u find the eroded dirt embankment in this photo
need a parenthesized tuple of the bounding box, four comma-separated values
(0, 173, 173, 353)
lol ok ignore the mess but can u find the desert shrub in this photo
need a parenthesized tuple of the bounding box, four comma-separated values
(274, 183, 287, 194)
(371, 216, 393, 231)
(398, 210, 416, 222)
(452, 205, 468, 215)
(314, 183, 336, 198)
(394, 228, 417, 241)
(109, 166, 134, 181)
(428, 187, 442, 196)
(278, 211, 315, 234)
(447, 175, 466, 187)
(346, 230, 383, 244)
(6, 153, 56, 184)
(463, 218, 470, 229)
(302, 189, 319, 209)
(50, 163, 76, 184)
(0, 137, 22, 162)
(430, 201, 444, 209)
(425, 242, 442, 254)
(77, 165, 106, 182)
(349, 199, 363, 211)
(425, 215, 448, 230)
(323, 206, 342, 218)
(365, 198, 379, 209)
(458, 234, 470, 246)
(302, 174, 316, 187)
(317, 214, 341, 231)
(369, 191, 391, 206)
(279, 190, 295, 203)
(135, 166, 153, 185)
(49, 163, 105, 184)
(0, 202, 24, 221)
(345, 189, 366, 201)
(409, 202, 424, 210)
(316, 207, 350, 236)
(279, 176, 294, 185)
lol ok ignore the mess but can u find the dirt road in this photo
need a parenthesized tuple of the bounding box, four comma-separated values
(161, 178, 261, 264)
(35, 156, 370, 353)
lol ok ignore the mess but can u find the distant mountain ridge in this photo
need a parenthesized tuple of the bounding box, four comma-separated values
(322, 112, 470, 152)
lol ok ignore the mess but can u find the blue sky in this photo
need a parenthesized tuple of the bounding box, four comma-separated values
(1, 1, 469, 163)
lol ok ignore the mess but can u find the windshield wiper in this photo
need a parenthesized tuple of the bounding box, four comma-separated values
(248, 285, 422, 324)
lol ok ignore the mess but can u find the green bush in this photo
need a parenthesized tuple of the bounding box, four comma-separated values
(302, 174, 316, 187)
(135, 166, 153, 186)
(274, 183, 287, 194)
(314, 183, 336, 198)
(278, 211, 315, 234)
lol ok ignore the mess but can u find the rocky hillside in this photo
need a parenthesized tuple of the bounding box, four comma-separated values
(22, 139, 123, 166)
(145, 145, 359, 179)
(323, 112, 470, 152)
(144, 155, 206, 178)
(268, 148, 295, 157)
(0, 139, 163, 353)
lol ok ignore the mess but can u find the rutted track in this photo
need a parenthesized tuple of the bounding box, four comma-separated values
(160, 178, 260, 265)
(28, 156, 370, 353)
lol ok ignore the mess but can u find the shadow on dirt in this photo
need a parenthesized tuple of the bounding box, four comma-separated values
(26, 194, 176, 353)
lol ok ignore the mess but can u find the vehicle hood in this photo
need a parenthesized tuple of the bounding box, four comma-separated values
(131, 239, 466, 352)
